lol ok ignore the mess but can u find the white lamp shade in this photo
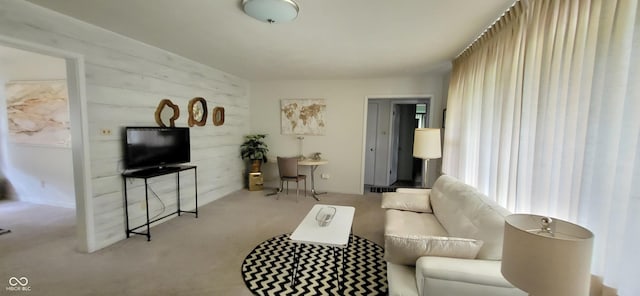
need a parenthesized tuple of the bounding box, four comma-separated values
(501, 214, 594, 296)
(413, 128, 441, 159)
(242, 0, 299, 23)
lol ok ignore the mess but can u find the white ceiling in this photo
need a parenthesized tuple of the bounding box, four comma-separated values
(25, 0, 515, 81)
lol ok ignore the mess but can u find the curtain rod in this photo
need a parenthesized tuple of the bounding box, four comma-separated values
(455, 0, 519, 59)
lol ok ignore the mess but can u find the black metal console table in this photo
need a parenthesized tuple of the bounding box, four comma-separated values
(122, 165, 198, 241)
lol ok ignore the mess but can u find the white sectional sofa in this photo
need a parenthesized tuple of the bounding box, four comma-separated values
(382, 175, 526, 296)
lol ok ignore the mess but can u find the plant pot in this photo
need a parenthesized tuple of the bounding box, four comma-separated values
(250, 160, 262, 173)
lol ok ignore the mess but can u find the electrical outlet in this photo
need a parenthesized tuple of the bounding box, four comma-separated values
(100, 128, 112, 136)
(321, 173, 330, 179)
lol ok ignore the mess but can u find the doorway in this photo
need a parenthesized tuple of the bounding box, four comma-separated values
(0, 45, 75, 208)
(0, 36, 92, 252)
(363, 97, 431, 192)
(393, 103, 430, 187)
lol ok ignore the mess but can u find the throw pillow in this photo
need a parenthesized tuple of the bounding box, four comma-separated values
(384, 234, 484, 266)
(381, 192, 432, 213)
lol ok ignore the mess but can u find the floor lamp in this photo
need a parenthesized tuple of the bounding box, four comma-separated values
(413, 128, 441, 188)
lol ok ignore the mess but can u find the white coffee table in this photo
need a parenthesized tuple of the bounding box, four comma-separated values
(289, 204, 355, 291)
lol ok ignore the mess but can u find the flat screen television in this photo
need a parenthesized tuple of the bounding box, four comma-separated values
(123, 127, 190, 170)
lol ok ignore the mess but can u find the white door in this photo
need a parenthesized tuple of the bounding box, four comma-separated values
(389, 105, 400, 184)
(364, 103, 379, 185)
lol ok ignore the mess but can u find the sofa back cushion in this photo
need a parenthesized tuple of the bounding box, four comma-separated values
(381, 191, 432, 213)
(430, 175, 512, 260)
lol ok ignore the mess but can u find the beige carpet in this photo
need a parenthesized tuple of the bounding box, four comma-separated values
(0, 189, 385, 296)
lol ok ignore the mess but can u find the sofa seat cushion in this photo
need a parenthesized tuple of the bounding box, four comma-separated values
(385, 234, 484, 265)
(385, 210, 446, 265)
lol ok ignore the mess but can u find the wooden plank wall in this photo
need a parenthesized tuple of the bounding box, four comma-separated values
(0, 0, 250, 250)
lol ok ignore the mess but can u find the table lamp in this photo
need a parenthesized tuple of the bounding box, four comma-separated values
(412, 128, 441, 188)
(501, 214, 594, 296)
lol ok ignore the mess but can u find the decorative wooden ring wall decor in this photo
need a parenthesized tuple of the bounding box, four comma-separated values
(155, 99, 180, 127)
(188, 97, 208, 127)
(212, 107, 225, 126)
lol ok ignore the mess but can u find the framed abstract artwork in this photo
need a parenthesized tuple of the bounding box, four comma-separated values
(4, 80, 70, 147)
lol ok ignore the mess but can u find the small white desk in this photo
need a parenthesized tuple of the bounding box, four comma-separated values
(289, 204, 355, 291)
(298, 159, 328, 200)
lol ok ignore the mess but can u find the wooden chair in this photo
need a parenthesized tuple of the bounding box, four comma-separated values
(277, 156, 306, 201)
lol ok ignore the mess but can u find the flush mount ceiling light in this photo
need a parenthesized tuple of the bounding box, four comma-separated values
(242, 0, 299, 24)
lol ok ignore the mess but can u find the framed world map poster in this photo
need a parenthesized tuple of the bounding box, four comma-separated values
(280, 99, 326, 135)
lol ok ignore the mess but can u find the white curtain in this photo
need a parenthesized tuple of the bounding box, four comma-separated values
(443, 0, 639, 294)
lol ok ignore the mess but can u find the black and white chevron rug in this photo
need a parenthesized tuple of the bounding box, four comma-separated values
(241, 233, 388, 296)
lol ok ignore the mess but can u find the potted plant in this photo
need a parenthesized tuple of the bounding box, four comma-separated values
(240, 134, 269, 172)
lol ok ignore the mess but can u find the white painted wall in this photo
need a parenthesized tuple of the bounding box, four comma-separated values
(250, 75, 447, 194)
(0, 45, 75, 208)
(0, 1, 249, 251)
